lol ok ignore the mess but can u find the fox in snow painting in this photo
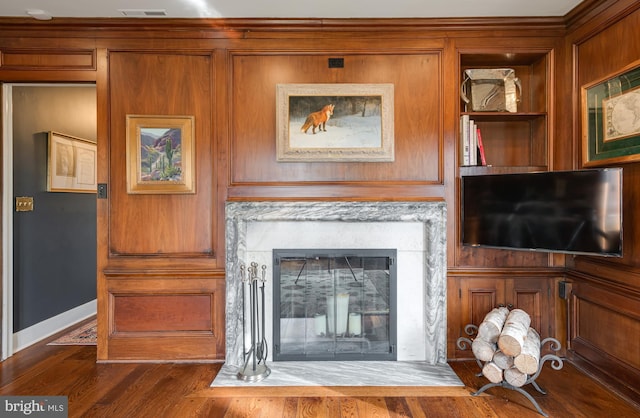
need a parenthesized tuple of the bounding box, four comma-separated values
(300, 104, 335, 134)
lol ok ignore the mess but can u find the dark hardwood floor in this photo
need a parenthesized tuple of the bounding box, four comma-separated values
(0, 324, 638, 417)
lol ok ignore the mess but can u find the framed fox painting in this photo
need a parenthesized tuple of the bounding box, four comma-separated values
(276, 83, 395, 162)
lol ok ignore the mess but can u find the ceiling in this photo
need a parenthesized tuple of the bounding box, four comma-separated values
(4, 0, 584, 20)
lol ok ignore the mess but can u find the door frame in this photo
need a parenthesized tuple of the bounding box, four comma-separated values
(2, 83, 14, 359)
(1, 83, 98, 360)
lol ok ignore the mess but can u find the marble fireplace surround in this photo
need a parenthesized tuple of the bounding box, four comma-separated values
(225, 200, 448, 368)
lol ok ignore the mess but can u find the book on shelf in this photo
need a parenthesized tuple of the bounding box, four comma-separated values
(459, 115, 487, 167)
(469, 119, 477, 166)
(460, 114, 470, 166)
(476, 126, 487, 166)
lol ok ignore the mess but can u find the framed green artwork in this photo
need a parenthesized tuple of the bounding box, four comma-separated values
(582, 59, 640, 166)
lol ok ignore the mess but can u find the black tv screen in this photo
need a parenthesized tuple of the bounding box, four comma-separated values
(461, 168, 622, 257)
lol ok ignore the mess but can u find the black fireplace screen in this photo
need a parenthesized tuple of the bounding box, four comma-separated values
(273, 249, 397, 361)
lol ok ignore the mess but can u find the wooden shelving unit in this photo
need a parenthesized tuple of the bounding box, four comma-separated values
(449, 49, 558, 360)
(458, 51, 551, 173)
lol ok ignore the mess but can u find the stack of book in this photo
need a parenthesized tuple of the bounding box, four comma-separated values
(460, 115, 487, 166)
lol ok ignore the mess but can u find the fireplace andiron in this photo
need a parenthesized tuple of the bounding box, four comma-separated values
(237, 262, 271, 382)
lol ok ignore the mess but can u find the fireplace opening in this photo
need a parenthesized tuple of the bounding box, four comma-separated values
(273, 249, 397, 361)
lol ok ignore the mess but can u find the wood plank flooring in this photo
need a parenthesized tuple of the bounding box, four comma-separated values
(0, 326, 638, 417)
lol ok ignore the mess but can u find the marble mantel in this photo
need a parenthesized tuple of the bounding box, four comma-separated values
(224, 200, 448, 367)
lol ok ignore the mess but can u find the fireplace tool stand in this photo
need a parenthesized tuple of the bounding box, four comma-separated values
(457, 324, 563, 417)
(237, 262, 271, 382)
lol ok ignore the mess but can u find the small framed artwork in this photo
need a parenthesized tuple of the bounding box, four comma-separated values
(126, 115, 195, 194)
(47, 131, 97, 193)
(582, 59, 640, 166)
(276, 83, 394, 162)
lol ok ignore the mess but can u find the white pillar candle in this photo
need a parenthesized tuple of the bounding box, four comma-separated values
(314, 314, 327, 336)
(327, 293, 350, 335)
(349, 312, 362, 336)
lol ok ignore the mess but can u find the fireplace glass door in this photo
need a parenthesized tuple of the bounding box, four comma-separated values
(273, 249, 397, 361)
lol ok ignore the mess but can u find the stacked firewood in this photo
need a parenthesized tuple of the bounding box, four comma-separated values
(471, 307, 541, 387)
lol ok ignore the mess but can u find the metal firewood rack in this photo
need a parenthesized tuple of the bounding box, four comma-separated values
(457, 324, 563, 417)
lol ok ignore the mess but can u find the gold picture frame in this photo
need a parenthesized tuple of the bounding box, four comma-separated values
(47, 131, 97, 193)
(276, 83, 395, 162)
(582, 59, 640, 166)
(126, 115, 195, 194)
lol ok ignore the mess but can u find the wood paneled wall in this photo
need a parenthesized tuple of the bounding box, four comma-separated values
(101, 51, 223, 361)
(229, 53, 442, 185)
(563, 1, 640, 404)
(108, 52, 215, 256)
(0, 3, 638, 383)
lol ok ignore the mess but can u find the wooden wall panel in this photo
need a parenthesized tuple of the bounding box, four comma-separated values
(575, 9, 640, 89)
(566, 4, 640, 382)
(456, 244, 549, 268)
(448, 274, 560, 360)
(450, 277, 506, 359)
(568, 278, 640, 402)
(113, 295, 212, 332)
(0, 49, 95, 70)
(230, 53, 442, 184)
(572, 6, 640, 268)
(108, 52, 215, 256)
(104, 276, 225, 361)
(576, 299, 639, 369)
(509, 279, 547, 335)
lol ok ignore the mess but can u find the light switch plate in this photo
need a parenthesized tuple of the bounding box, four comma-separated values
(15, 196, 34, 212)
(97, 183, 107, 199)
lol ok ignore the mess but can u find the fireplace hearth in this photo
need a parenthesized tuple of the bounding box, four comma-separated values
(225, 201, 447, 368)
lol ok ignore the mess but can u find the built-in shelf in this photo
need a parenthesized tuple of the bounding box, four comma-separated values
(460, 165, 548, 176)
(460, 112, 546, 121)
(458, 50, 551, 171)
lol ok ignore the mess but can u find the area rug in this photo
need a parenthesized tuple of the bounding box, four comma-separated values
(211, 361, 464, 388)
(48, 319, 97, 345)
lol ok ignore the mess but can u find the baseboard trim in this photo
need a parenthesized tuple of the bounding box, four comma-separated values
(12, 299, 97, 353)
(569, 351, 640, 410)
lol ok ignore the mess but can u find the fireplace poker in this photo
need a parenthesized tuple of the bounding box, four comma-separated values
(259, 265, 268, 361)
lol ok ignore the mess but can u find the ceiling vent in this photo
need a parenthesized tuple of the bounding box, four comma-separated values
(26, 9, 52, 20)
(118, 9, 168, 17)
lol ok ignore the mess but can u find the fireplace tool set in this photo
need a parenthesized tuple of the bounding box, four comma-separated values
(237, 262, 271, 382)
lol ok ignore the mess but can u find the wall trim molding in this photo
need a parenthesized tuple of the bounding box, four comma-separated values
(12, 299, 96, 353)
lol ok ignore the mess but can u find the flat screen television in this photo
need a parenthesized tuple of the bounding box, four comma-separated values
(461, 168, 623, 257)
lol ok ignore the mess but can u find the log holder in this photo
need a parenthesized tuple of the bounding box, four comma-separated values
(457, 324, 563, 417)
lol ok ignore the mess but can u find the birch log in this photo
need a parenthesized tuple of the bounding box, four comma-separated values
(504, 366, 528, 387)
(498, 309, 531, 357)
(482, 362, 504, 384)
(477, 307, 510, 343)
(492, 349, 514, 370)
(472, 338, 497, 362)
(514, 327, 541, 374)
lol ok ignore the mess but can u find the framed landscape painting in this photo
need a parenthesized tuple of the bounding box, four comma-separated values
(126, 115, 195, 194)
(276, 83, 395, 162)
